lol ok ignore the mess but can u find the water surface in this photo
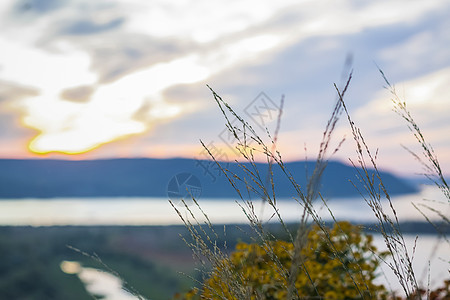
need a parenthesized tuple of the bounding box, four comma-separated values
(0, 185, 446, 226)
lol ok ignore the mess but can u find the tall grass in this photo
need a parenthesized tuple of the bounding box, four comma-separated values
(171, 69, 449, 299)
(379, 69, 449, 233)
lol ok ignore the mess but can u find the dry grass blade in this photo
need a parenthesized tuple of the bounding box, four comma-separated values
(336, 80, 421, 298)
(378, 68, 449, 201)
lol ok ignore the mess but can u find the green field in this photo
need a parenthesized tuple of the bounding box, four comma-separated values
(0, 225, 200, 300)
(0, 222, 446, 299)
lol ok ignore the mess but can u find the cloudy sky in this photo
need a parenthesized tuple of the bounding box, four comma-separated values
(0, 0, 449, 177)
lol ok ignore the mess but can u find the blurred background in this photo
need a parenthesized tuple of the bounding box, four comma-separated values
(0, 0, 449, 299)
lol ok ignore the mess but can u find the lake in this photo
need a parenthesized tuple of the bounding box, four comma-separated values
(0, 185, 447, 226)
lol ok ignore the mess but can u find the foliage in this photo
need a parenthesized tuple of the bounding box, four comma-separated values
(174, 221, 390, 299)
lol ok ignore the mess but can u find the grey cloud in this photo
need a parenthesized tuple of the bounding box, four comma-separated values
(0, 113, 31, 139)
(137, 106, 223, 145)
(129, 82, 221, 144)
(10, 0, 117, 19)
(223, 4, 449, 108)
(28, 4, 194, 83)
(0, 81, 39, 139)
(12, 0, 66, 15)
(58, 17, 125, 35)
(132, 101, 153, 124)
(133, 82, 213, 129)
(6, 0, 123, 35)
(163, 83, 212, 106)
(0, 80, 39, 103)
(86, 34, 195, 83)
(376, 11, 450, 78)
(205, 36, 350, 126)
(32, 11, 194, 83)
(60, 85, 95, 102)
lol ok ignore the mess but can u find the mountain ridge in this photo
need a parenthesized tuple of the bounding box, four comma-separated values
(0, 158, 419, 199)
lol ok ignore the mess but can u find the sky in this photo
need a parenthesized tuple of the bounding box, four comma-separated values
(0, 0, 449, 177)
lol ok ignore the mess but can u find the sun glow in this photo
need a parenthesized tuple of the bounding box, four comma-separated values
(16, 38, 285, 155)
(19, 54, 210, 155)
(28, 123, 146, 155)
(23, 99, 147, 154)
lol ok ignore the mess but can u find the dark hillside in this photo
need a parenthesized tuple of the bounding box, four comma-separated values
(0, 158, 418, 198)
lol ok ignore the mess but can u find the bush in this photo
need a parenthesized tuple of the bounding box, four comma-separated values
(175, 221, 390, 299)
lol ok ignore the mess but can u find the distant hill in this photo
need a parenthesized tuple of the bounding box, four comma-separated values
(0, 158, 418, 199)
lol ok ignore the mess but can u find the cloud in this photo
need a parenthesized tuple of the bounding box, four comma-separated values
(0, 80, 38, 141)
(376, 7, 450, 77)
(121, 0, 298, 43)
(86, 34, 194, 84)
(0, 35, 97, 92)
(355, 67, 450, 126)
(350, 67, 450, 174)
(60, 85, 95, 102)
(0, 80, 39, 103)
(12, 0, 66, 15)
(58, 17, 125, 35)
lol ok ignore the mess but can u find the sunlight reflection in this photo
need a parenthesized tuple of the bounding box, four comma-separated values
(60, 261, 138, 300)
